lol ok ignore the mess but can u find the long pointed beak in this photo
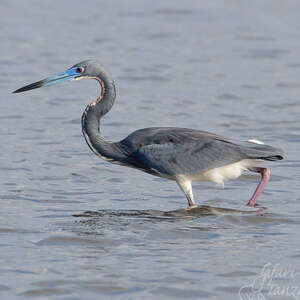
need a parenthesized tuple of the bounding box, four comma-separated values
(13, 67, 80, 94)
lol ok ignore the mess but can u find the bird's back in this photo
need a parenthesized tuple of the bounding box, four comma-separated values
(118, 127, 283, 176)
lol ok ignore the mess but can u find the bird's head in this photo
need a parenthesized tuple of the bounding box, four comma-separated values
(13, 60, 99, 94)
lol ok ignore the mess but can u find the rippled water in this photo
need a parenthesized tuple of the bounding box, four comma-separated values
(1, 1, 300, 299)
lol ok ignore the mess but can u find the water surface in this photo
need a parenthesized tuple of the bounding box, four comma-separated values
(1, 1, 299, 299)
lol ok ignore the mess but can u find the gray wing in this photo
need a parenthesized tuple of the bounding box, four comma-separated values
(119, 127, 283, 176)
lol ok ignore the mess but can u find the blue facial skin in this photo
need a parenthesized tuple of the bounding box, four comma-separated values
(13, 67, 83, 93)
(42, 67, 81, 87)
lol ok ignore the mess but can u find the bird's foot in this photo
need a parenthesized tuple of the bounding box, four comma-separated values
(187, 204, 198, 210)
(247, 202, 268, 213)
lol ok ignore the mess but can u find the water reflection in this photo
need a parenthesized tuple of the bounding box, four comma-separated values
(73, 205, 267, 220)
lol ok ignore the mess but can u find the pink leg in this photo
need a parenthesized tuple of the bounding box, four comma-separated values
(247, 168, 270, 207)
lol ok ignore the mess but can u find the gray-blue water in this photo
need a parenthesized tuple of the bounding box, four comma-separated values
(1, 1, 299, 299)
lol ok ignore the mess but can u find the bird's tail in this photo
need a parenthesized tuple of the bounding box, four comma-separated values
(239, 141, 284, 161)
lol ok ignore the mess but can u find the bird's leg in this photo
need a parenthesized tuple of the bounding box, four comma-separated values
(176, 177, 196, 207)
(247, 167, 270, 207)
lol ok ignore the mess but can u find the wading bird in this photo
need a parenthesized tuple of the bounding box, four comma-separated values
(13, 60, 283, 208)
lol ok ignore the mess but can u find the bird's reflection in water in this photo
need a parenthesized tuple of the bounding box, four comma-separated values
(73, 205, 267, 220)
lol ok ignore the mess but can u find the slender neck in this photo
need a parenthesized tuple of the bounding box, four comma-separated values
(81, 70, 123, 162)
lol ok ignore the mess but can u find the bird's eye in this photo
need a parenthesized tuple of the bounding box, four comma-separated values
(76, 67, 84, 73)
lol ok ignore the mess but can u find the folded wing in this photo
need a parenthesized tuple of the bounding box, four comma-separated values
(119, 127, 283, 176)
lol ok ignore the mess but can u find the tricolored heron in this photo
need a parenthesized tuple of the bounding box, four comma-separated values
(13, 60, 284, 208)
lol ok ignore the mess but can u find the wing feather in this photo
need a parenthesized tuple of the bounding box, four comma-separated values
(119, 127, 283, 176)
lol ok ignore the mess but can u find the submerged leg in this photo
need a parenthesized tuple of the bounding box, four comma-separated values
(176, 177, 196, 207)
(247, 167, 270, 207)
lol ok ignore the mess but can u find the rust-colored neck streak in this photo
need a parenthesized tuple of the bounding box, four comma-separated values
(94, 76, 105, 105)
(80, 70, 125, 163)
(81, 74, 117, 160)
(87, 76, 105, 108)
(81, 76, 107, 126)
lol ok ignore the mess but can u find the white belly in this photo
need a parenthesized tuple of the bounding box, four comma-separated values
(182, 159, 262, 187)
